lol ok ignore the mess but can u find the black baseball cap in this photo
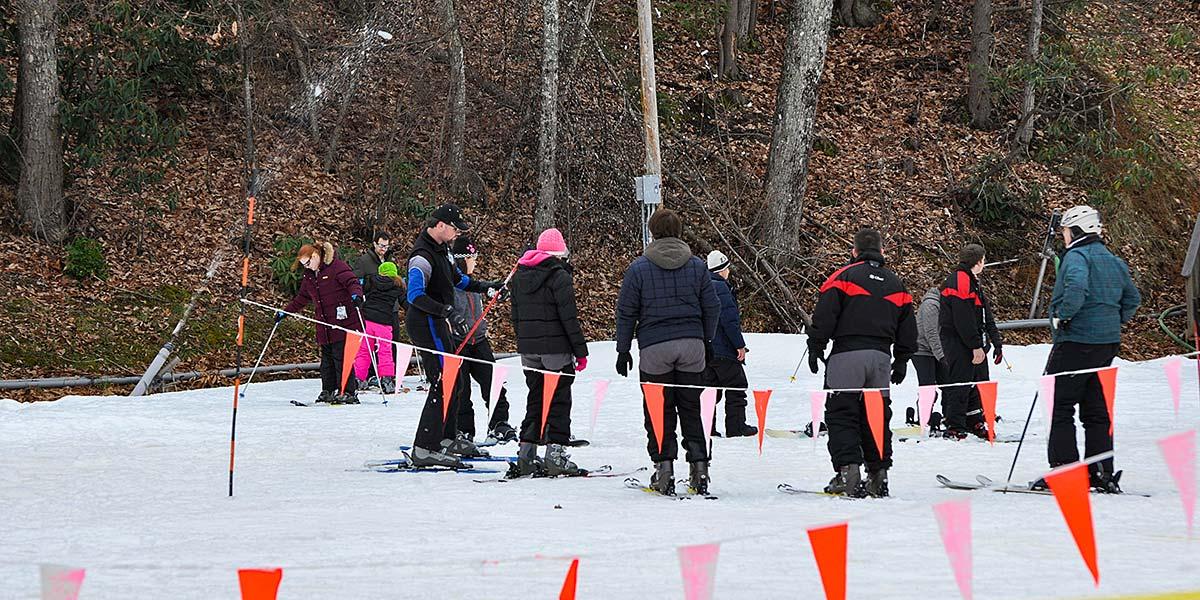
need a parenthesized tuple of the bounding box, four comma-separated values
(431, 204, 470, 231)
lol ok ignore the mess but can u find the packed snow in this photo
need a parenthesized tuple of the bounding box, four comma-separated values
(1, 334, 1197, 598)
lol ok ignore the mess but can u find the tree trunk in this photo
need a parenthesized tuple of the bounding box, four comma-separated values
(534, 0, 560, 231)
(968, 0, 993, 129)
(762, 0, 833, 258)
(2, 22, 23, 185)
(737, 0, 757, 46)
(719, 0, 740, 80)
(838, 0, 881, 27)
(1015, 0, 1044, 150)
(440, 0, 468, 191)
(15, 0, 65, 243)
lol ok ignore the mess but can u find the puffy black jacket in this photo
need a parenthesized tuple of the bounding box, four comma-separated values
(808, 250, 918, 361)
(510, 255, 589, 358)
(362, 274, 405, 326)
(938, 267, 1002, 352)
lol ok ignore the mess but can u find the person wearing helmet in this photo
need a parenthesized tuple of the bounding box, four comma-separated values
(1032, 205, 1140, 493)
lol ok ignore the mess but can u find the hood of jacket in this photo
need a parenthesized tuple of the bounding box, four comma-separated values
(922, 286, 940, 303)
(644, 237, 693, 270)
(369, 274, 397, 291)
(516, 256, 567, 290)
(518, 249, 564, 267)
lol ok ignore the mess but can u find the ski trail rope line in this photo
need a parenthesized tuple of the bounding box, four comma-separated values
(243, 299, 1200, 394)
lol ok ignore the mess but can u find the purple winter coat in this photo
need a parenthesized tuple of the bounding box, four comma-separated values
(284, 256, 364, 345)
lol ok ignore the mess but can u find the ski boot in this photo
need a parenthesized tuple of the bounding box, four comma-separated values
(725, 423, 758, 438)
(485, 422, 518, 445)
(905, 406, 919, 426)
(1090, 465, 1123, 494)
(362, 376, 381, 391)
(803, 421, 828, 438)
(410, 445, 467, 469)
(1029, 477, 1049, 491)
(824, 464, 864, 497)
(508, 442, 543, 478)
(928, 411, 943, 433)
(941, 428, 968, 441)
(315, 390, 335, 404)
(649, 460, 675, 496)
(544, 443, 585, 477)
(441, 434, 489, 458)
(863, 467, 889, 498)
(379, 376, 396, 394)
(688, 461, 710, 495)
(333, 391, 360, 405)
(968, 422, 990, 440)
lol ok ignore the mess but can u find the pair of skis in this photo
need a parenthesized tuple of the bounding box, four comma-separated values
(624, 477, 719, 500)
(936, 474, 1151, 497)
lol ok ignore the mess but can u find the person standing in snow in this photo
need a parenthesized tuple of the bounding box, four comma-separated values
(404, 205, 504, 468)
(703, 250, 756, 437)
(353, 231, 395, 389)
(937, 244, 1004, 440)
(615, 209, 721, 496)
(1032, 205, 1140, 493)
(807, 228, 917, 498)
(509, 228, 590, 477)
(353, 261, 406, 394)
(279, 241, 365, 404)
(910, 286, 946, 429)
(450, 235, 518, 446)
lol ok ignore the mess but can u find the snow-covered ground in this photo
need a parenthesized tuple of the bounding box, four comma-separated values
(2, 334, 1197, 599)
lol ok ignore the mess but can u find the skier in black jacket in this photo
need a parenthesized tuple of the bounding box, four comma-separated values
(808, 228, 918, 497)
(404, 204, 503, 468)
(509, 228, 590, 477)
(937, 244, 1003, 440)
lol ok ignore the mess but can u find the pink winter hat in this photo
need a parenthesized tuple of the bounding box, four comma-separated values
(536, 228, 569, 256)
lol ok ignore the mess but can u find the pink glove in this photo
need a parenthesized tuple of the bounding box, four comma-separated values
(575, 356, 588, 372)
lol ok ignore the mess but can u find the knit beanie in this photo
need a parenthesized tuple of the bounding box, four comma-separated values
(707, 250, 731, 272)
(537, 228, 569, 256)
(451, 235, 478, 259)
(378, 261, 399, 278)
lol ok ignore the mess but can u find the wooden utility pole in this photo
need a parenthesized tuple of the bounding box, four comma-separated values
(636, 0, 663, 247)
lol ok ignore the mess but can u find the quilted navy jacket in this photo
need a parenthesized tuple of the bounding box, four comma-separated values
(615, 238, 720, 353)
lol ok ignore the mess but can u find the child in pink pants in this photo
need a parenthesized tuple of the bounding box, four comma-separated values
(354, 261, 406, 393)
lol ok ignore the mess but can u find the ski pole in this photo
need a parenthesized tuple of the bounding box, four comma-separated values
(789, 347, 810, 382)
(356, 308, 390, 405)
(1003, 350, 1055, 487)
(455, 263, 519, 354)
(241, 320, 280, 392)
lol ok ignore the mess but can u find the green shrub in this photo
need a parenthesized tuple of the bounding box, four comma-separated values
(64, 237, 108, 280)
(270, 235, 313, 296)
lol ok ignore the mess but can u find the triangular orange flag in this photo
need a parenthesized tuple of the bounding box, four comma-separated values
(977, 381, 998, 445)
(863, 390, 885, 461)
(1097, 367, 1117, 435)
(441, 356, 463, 421)
(559, 558, 579, 600)
(541, 372, 561, 438)
(340, 333, 364, 394)
(754, 390, 772, 454)
(807, 522, 848, 600)
(238, 568, 283, 600)
(642, 383, 666, 453)
(1045, 463, 1100, 586)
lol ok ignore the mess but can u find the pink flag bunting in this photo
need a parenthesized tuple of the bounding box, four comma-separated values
(933, 500, 973, 600)
(1165, 357, 1183, 417)
(810, 391, 826, 451)
(393, 343, 414, 379)
(700, 388, 718, 451)
(40, 565, 85, 600)
(1040, 375, 1056, 433)
(1157, 429, 1196, 538)
(488, 364, 510, 424)
(678, 542, 721, 600)
(918, 386, 937, 434)
(590, 379, 610, 439)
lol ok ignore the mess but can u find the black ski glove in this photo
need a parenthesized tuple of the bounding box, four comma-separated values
(442, 305, 469, 338)
(274, 311, 287, 324)
(351, 294, 365, 308)
(808, 346, 824, 374)
(616, 351, 633, 377)
(890, 359, 907, 385)
(992, 345, 1004, 365)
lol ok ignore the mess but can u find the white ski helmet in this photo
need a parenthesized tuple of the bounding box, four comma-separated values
(1060, 205, 1102, 235)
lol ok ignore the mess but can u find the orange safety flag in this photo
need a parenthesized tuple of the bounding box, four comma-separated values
(541, 372, 561, 437)
(340, 333, 364, 394)
(1097, 367, 1117, 435)
(442, 355, 463, 420)
(977, 381, 998, 445)
(559, 558, 580, 600)
(238, 568, 283, 600)
(642, 383, 666, 454)
(807, 522, 849, 600)
(1045, 463, 1100, 586)
(754, 390, 772, 454)
(863, 390, 885, 461)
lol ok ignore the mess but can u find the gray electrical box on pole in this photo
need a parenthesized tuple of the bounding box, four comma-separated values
(637, 174, 662, 248)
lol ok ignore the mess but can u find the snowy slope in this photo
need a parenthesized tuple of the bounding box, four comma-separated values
(1, 334, 1197, 599)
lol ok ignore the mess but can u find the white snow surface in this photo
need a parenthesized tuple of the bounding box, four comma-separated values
(2, 334, 1198, 598)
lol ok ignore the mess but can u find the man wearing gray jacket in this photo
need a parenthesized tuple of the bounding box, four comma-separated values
(909, 287, 946, 429)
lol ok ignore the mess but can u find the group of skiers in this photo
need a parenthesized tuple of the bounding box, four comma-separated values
(277, 201, 1140, 498)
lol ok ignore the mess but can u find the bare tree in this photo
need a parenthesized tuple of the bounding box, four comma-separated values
(440, 0, 468, 191)
(534, 0, 560, 231)
(968, 0, 993, 129)
(838, 0, 881, 27)
(737, 0, 758, 44)
(762, 0, 834, 258)
(719, 0, 740, 79)
(15, 0, 65, 242)
(1015, 0, 1044, 149)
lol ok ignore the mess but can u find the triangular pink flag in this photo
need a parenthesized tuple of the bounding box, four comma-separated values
(811, 390, 826, 451)
(933, 500, 973, 600)
(393, 343, 414, 379)
(678, 542, 721, 600)
(40, 565, 85, 600)
(1040, 375, 1056, 433)
(1165, 358, 1183, 417)
(700, 388, 718, 451)
(918, 386, 937, 434)
(488, 364, 510, 424)
(1157, 429, 1196, 538)
(590, 379, 610, 439)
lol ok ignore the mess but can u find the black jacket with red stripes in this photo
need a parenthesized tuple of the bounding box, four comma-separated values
(807, 250, 918, 361)
(938, 267, 1003, 352)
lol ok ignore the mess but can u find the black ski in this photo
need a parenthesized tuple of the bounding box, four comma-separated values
(472, 465, 640, 484)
